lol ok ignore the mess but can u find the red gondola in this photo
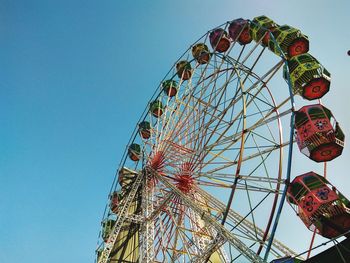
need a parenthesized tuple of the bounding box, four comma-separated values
(109, 191, 121, 213)
(209, 28, 231, 53)
(228, 18, 252, 45)
(294, 104, 345, 162)
(287, 172, 350, 239)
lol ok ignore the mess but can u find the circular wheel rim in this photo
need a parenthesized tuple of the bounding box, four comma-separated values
(97, 18, 305, 263)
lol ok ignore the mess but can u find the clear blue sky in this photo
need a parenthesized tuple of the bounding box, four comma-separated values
(1, 0, 350, 262)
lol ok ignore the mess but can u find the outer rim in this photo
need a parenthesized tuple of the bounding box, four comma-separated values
(97, 17, 311, 263)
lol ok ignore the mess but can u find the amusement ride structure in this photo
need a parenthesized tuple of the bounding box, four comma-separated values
(95, 16, 349, 262)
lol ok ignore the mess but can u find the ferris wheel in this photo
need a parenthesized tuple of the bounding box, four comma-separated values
(95, 16, 348, 263)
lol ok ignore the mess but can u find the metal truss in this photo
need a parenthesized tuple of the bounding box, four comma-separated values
(190, 234, 226, 263)
(140, 172, 155, 263)
(98, 172, 143, 263)
(188, 192, 229, 262)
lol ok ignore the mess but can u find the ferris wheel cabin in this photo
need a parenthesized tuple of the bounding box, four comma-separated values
(138, 121, 151, 139)
(250, 15, 277, 47)
(176, 60, 192, 80)
(118, 167, 138, 186)
(294, 104, 345, 162)
(209, 28, 231, 53)
(287, 172, 350, 239)
(127, 143, 141, 161)
(228, 18, 252, 45)
(284, 53, 331, 100)
(149, 100, 164, 118)
(268, 24, 309, 58)
(109, 191, 122, 214)
(101, 219, 116, 242)
(192, 43, 211, 64)
(162, 79, 178, 97)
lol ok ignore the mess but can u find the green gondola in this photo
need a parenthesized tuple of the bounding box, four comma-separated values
(128, 143, 141, 161)
(268, 24, 309, 58)
(138, 121, 151, 139)
(149, 100, 164, 118)
(101, 219, 116, 242)
(284, 53, 331, 100)
(250, 15, 277, 46)
(162, 80, 178, 97)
